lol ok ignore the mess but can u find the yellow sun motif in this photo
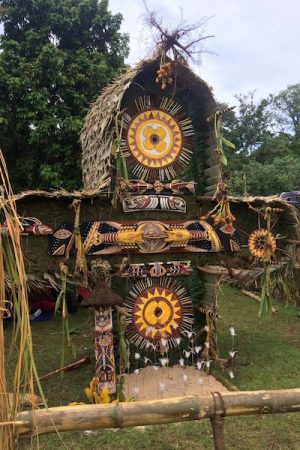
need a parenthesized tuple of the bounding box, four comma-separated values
(143, 126, 167, 153)
(248, 228, 276, 261)
(126, 109, 183, 169)
(133, 286, 182, 341)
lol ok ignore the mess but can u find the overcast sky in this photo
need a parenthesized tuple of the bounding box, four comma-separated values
(109, 0, 300, 105)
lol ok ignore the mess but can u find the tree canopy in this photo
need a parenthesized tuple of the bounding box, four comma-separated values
(222, 84, 300, 196)
(0, 1, 299, 197)
(0, 0, 129, 191)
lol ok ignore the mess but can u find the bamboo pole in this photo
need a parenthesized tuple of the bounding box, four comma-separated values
(0, 230, 14, 450)
(241, 290, 277, 314)
(14, 389, 300, 437)
(31, 357, 91, 384)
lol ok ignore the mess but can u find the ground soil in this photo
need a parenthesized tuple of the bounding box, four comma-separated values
(122, 365, 228, 401)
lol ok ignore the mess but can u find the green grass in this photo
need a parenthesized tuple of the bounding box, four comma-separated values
(5, 286, 300, 450)
(217, 285, 300, 391)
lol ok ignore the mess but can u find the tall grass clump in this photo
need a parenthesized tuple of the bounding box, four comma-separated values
(0, 150, 45, 449)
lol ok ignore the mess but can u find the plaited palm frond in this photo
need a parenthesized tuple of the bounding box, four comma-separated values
(80, 64, 143, 192)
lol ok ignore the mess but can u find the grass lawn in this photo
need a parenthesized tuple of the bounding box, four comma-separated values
(5, 286, 300, 450)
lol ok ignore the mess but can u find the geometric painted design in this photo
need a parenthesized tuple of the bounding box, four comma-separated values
(248, 228, 276, 261)
(95, 306, 116, 395)
(121, 96, 195, 180)
(127, 109, 183, 169)
(119, 261, 192, 278)
(51, 219, 241, 256)
(124, 277, 194, 351)
(122, 195, 186, 213)
(132, 285, 183, 341)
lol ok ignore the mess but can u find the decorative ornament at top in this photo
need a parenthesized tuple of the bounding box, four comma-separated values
(145, 10, 213, 62)
(156, 62, 172, 90)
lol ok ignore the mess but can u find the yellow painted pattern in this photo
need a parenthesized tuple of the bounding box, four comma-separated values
(133, 287, 182, 340)
(127, 110, 182, 169)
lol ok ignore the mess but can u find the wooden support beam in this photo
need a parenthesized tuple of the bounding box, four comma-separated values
(210, 416, 225, 450)
(14, 389, 300, 437)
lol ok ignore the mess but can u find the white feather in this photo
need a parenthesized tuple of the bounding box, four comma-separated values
(229, 327, 236, 337)
(159, 357, 169, 367)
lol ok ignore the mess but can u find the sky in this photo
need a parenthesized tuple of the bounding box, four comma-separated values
(109, 0, 300, 105)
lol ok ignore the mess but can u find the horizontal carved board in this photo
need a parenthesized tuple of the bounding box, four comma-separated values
(121, 179, 196, 195)
(118, 261, 192, 278)
(122, 195, 186, 213)
(51, 220, 240, 256)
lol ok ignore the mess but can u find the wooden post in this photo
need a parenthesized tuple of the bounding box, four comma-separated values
(199, 267, 227, 359)
(210, 416, 225, 450)
(210, 391, 226, 450)
(94, 307, 116, 395)
(14, 389, 300, 437)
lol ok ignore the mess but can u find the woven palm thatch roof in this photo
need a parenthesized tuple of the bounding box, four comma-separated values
(80, 64, 139, 193)
(4, 189, 299, 242)
(229, 194, 300, 241)
(80, 57, 219, 193)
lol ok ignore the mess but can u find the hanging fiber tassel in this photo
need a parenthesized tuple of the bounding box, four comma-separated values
(55, 263, 74, 370)
(71, 199, 88, 284)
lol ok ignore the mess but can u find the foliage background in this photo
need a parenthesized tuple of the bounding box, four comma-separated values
(0, 1, 299, 196)
(0, 0, 129, 191)
(222, 85, 300, 196)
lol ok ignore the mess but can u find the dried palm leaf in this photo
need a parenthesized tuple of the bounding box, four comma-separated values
(0, 149, 47, 449)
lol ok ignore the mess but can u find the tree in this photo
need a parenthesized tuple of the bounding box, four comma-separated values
(229, 155, 300, 196)
(268, 84, 300, 138)
(222, 92, 272, 156)
(0, 0, 129, 191)
(221, 87, 300, 196)
(267, 84, 300, 159)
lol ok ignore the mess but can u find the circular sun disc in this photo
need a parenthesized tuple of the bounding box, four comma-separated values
(248, 228, 276, 260)
(133, 286, 182, 341)
(127, 109, 183, 169)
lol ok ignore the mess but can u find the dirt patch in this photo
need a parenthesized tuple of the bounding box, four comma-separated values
(122, 365, 228, 401)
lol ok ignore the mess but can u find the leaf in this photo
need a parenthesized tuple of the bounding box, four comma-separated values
(54, 291, 63, 313)
(0, 0, 129, 190)
(219, 152, 228, 166)
(221, 136, 236, 149)
(100, 386, 110, 403)
(84, 387, 93, 403)
(258, 263, 273, 318)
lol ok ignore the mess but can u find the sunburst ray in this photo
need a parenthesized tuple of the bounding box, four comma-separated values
(123, 277, 194, 351)
(121, 96, 195, 181)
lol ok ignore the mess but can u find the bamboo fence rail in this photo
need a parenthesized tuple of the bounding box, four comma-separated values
(9, 388, 300, 450)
